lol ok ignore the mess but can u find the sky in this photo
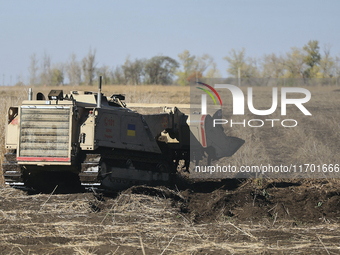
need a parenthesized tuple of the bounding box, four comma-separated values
(0, 0, 339, 85)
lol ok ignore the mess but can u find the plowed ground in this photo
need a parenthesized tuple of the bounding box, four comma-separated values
(0, 178, 340, 254)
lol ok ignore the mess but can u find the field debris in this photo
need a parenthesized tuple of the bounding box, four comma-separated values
(0, 179, 340, 254)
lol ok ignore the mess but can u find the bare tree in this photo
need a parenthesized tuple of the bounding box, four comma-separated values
(82, 48, 96, 85)
(335, 55, 340, 78)
(176, 50, 196, 86)
(205, 62, 221, 78)
(283, 47, 306, 78)
(122, 57, 145, 85)
(28, 53, 39, 86)
(319, 44, 335, 78)
(193, 54, 214, 75)
(112, 66, 125, 84)
(96, 65, 112, 85)
(261, 53, 285, 78)
(66, 53, 82, 85)
(51, 63, 65, 86)
(40, 51, 52, 86)
(224, 48, 258, 78)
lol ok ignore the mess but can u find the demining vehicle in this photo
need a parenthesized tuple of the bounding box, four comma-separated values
(3, 78, 244, 190)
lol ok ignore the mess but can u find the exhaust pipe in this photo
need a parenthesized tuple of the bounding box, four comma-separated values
(28, 88, 32, 101)
(97, 76, 102, 108)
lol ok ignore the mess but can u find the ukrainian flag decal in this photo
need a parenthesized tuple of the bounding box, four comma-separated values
(127, 124, 136, 136)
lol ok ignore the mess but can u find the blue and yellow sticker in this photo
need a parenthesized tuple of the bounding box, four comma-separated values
(127, 124, 136, 136)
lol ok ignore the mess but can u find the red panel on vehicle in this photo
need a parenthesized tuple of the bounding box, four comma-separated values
(17, 157, 70, 162)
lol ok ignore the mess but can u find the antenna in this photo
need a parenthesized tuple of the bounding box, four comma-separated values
(97, 76, 102, 108)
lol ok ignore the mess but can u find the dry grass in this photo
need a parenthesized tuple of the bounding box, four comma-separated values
(201, 85, 340, 179)
(1, 186, 340, 254)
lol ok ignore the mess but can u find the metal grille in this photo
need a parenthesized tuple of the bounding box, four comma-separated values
(19, 107, 70, 157)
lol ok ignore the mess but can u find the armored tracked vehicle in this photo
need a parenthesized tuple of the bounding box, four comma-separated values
(3, 78, 244, 190)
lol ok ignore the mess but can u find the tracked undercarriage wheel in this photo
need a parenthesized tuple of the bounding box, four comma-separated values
(99, 160, 134, 190)
(99, 161, 110, 179)
(156, 163, 170, 173)
(2, 151, 24, 184)
(154, 161, 176, 186)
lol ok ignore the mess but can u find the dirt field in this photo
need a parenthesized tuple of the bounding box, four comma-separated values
(1, 179, 340, 254)
(1, 85, 340, 254)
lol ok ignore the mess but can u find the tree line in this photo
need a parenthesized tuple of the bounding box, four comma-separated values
(224, 40, 340, 80)
(27, 40, 340, 86)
